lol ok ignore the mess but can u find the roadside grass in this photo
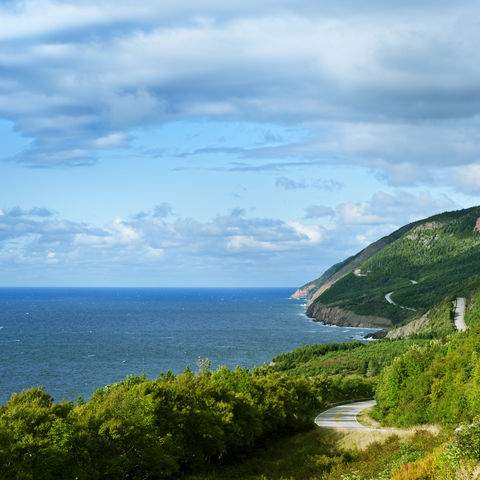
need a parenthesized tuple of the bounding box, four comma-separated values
(356, 407, 381, 428)
(184, 428, 346, 480)
(185, 425, 445, 480)
(354, 407, 440, 450)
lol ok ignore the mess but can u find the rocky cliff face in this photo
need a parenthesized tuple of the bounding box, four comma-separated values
(385, 314, 430, 339)
(306, 302, 392, 328)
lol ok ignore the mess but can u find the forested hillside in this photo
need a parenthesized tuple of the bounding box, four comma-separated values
(305, 206, 480, 326)
(375, 289, 480, 426)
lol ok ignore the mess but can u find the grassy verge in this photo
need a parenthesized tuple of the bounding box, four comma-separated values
(356, 407, 380, 429)
(185, 425, 446, 480)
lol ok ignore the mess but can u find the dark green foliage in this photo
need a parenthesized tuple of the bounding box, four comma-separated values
(465, 288, 480, 326)
(0, 387, 76, 480)
(454, 420, 480, 460)
(186, 425, 443, 480)
(311, 374, 376, 404)
(271, 338, 427, 379)
(271, 341, 365, 371)
(375, 322, 480, 426)
(0, 368, 321, 479)
(267, 339, 434, 408)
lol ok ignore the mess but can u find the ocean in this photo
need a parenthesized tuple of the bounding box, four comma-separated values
(0, 287, 378, 404)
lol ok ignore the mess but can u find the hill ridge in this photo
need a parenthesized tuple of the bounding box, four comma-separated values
(294, 205, 480, 329)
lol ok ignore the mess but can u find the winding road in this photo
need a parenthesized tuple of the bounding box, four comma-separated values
(315, 400, 376, 431)
(385, 291, 395, 305)
(384, 282, 417, 312)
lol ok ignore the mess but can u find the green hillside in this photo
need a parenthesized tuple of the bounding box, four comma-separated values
(376, 288, 480, 426)
(308, 206, 480, 325)
(292, 221, 415, 300)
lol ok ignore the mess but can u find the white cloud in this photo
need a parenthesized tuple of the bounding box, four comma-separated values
(287, 221, 324, 244)
(337, 202, 385, 225)
(1, 0, 480, 186)
(91, 132, 129, 149)
(337, 190, 457, 225)
(226, 235, 278, 252)
(0, 205, 331, 270)
(449, 164, 480, 194)
(106, 218, 140, 244)
(0, 195, 463, 285)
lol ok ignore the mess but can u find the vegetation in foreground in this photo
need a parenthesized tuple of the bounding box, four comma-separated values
(5, 325, 480, 479)
(0, 332, 434, 479)
(375, 328, 480, 426)
(6, 287, 480, 478)
(189, 316, 480, 479)
(0, 365, 322, 479)
(0, 354, 379, 480)
(186, 428, 449, 480)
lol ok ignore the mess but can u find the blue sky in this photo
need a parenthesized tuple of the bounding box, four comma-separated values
(1, 0, 480, 286)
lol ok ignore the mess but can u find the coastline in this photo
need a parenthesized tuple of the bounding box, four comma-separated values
(304, 300, 392, 329)
(1, 287, 380, 404)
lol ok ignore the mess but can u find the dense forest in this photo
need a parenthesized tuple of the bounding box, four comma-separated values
(0, 366, 323, 479)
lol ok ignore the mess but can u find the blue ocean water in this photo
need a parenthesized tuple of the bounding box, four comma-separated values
(0, 288, 378, 404)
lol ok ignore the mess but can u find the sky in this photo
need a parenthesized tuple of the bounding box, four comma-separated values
(1, 0, 480, 287)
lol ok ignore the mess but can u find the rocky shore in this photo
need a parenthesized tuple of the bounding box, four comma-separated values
(306, 302, 392, 329)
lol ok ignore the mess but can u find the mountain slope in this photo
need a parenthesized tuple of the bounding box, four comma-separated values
(291, 221, 417, 302)
(297, 206, 480, 328)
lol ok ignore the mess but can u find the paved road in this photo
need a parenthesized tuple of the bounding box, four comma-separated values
(385, 291, 395, 305)
(384, 290, 416, 312)
(315, 400, 376, 431)
(455, 297, 467, 331)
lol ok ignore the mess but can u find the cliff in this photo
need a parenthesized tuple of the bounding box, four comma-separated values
(306, 302, 392, 328)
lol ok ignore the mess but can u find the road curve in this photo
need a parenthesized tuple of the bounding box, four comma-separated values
(315, 400, 376, 431)
(385, 290, 416, 312)
(385, 292, 395, 305)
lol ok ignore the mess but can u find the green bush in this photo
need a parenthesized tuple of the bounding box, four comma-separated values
(0, 367, 321, 479)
